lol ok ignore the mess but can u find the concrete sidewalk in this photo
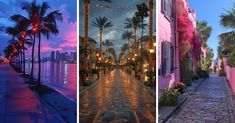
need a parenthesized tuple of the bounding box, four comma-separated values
(0, 64, 62, 123)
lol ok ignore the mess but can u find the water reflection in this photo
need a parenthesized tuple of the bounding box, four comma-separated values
(25, 62, 77, 101)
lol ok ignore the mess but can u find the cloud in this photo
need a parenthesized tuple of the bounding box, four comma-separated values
(79, 0, 156, 55)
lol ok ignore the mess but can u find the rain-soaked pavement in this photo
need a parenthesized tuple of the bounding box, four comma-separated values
(79, 69, 156, 123)
(166, 75, 235, 123)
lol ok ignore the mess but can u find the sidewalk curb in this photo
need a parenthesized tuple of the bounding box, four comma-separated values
(122, 70, 156, 97)
(161, 78, 206, 123)
(79, 71, 112, 96)
(221, 77, 235, 121)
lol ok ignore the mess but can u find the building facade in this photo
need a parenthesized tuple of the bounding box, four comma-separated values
(158, 0, 197, 89)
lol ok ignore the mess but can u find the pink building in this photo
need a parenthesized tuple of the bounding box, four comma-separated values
(158, 0, 196, 89)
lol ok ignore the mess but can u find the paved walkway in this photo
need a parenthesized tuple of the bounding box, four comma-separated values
(166, 75, 235, 123)
(79, 69, 156, 123)
(0, 64, 62, 123)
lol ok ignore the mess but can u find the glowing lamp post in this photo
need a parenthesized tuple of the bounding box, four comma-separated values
(149, 49, 154, 54)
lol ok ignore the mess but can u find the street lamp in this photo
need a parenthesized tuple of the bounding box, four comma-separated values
(149, 49, 154, 53)
(98, 57, 101, 61)
(134, 53, 137, 57)
(132, 58, 135, 61)
(96, 53, 99, 56)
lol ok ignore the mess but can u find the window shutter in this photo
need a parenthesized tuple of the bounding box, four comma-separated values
(161, 42, 166, 75)
(170, 45, 175, 73)
(171, 0, 174, 19)
(161, 0, 166, 14)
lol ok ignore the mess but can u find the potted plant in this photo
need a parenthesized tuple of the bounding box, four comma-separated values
(173, 82, 186, 94)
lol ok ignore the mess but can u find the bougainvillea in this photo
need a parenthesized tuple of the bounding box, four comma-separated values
(192, 31, 202, 61)
(176, 0, 202, 61)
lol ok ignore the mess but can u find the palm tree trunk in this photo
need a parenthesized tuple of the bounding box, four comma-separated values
(84, 0, 89, 85)
(84, 0, 89, 46)
(23, 43, 26, 75)
(100, 30, 103, 50)
(21, 51, 23, 71)
(128, 38, 130, 57)
(37, 32, 41, 87)
(31, 34, 36, 80)
(141, 17, 144, 37)
(141, 17, 144, 52)
(134, 27, 137, 54)
(148, 0, 153, 83)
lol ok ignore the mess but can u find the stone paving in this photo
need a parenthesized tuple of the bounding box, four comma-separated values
(166, 74, 235, 123)
(0, 64, 63, 123)
(79, 69, 156, 123)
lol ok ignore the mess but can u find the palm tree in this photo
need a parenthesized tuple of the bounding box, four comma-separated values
(121, 43, 129, 53)
(83, 0, 111, 47)
(102, 39, 113, 59)
(102, 39, 113, 52)
(196, 21, 212, 48)
(92, 16, 113, 50)
(219, 7, 235, 52)
(124, 16, 142, 54)
(148, 0, 154, 83)
(122, 30, 133, 56)
(10, 1, 41, 80)
(108, 47, 116, 61)
(135, 2, 149, 37)
(16, 1, 62, 86)
(6, 23, 32, 75)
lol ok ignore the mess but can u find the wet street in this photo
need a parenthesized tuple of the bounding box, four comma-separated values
(79, 69, 156, 123)
(167, 75, 235, 123)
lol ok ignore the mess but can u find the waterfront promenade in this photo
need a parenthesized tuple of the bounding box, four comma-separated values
(0, 64, 63, 123)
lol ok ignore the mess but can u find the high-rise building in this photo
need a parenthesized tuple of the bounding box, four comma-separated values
(70, 52, 77, 61)
(56, 50, 60, 62)
(50, 51, 55, 62)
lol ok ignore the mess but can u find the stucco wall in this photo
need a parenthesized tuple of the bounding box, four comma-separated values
(158, 0, 177, 89)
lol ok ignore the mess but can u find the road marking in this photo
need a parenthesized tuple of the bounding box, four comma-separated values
(92, 110, 101, 123)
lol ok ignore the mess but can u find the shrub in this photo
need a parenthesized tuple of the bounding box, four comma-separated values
(180, 56, 192, 86)
(200, 57, 212, 72)
(219, 70, 226, 76)
(159, 88, 179, 106)
(173, 82, 186, 94)
(144, 81, 155, 87)
(228, 51, 235, 67)
(197, 69, 209, 78)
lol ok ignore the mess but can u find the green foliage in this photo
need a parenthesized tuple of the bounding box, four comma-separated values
(228, 50, 235, 67)
(159, 88, 179, 106)
(144, 81, 155, 87)
(196, 21, 212, 48)
(200, 57, 212, 72)
(219, 70, 226, 76)
(180, 56, 192, 86)
(197, 69, 209, 78)
(219, 60, 226, 76)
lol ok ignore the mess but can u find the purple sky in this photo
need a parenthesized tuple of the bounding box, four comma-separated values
(0, 0, 77, 58)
